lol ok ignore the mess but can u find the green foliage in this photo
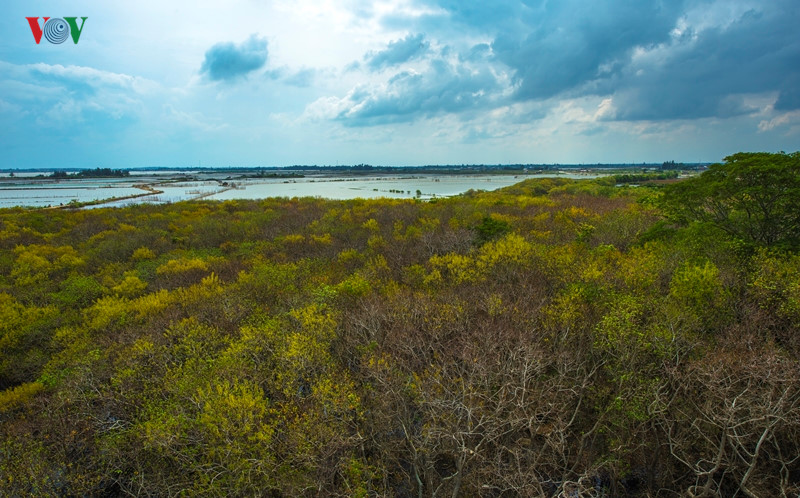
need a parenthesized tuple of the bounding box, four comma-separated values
(474, 214, 510, 244)
(11, 244, 83, 288)
(0, 381, 44, 413)
(335, 273, 371, 298)
(53, 274, 105, 308)
(111, 272, 147, 298)
(613, 170, 678, 183)
(749, 248, 800, 325)
(661, 151, 800, 248)
(131, 246, 156, 261)
(670, 260, 724, 306)
(0, 293, 59, 388)
(668, 259, 731, 334)
(155, 256, 210, 275)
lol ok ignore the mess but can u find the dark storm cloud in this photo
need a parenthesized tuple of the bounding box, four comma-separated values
(327, 0, 800, 125)
(335, 58, 502, 126)
(491, 0, 687, 100)
(200, 35, 268, 82)
(364, 34, 430, 70)
(608, 3, 800, 120)
(409, 0, 688, 101)
(775, 80, 800, 111)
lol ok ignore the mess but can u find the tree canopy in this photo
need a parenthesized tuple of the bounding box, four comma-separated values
(661, 151, 800, 248)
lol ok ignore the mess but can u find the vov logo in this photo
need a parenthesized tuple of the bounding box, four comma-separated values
(26, 17, 87, 44)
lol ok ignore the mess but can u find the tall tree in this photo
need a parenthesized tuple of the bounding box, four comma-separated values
(661, 152, 800, 248)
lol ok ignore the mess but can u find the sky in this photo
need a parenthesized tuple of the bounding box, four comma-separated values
(1, 0, 799, 168)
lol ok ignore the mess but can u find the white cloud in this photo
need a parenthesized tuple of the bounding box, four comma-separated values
(28, 63, 159, 93)
(758, 110, 800, 132)
(304, 94, 356, 121)
(163, 104, 229, 132)
(594, 98, 617, 120)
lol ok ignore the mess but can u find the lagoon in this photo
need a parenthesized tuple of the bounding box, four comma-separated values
(0, 172, 609, 209)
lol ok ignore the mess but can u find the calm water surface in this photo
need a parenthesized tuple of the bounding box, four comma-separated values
(0, 173, 609, 209)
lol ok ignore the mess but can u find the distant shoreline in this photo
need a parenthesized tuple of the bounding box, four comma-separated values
(0, 162, 707, 178)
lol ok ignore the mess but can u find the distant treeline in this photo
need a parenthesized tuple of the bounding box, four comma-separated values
(613, 170, 680, 183)
(49, 168, 130, 179)
(241, 172, 305, 179)
(277, 163, 687, 173)
(5, 163, 709, 177)
(660, 160, 685, 170)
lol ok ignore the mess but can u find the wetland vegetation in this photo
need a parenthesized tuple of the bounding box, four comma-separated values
(0, 153, 798, 496)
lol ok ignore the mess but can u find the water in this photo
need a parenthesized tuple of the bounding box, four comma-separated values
(0, 180, 144, 208)
(209, 175, 526, 201)
(0, 172, 609, 209)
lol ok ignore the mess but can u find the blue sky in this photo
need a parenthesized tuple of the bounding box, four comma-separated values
(1, 0, 798, 168)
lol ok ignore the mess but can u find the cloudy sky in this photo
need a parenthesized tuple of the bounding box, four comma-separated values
(1, 0, 798, 168)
